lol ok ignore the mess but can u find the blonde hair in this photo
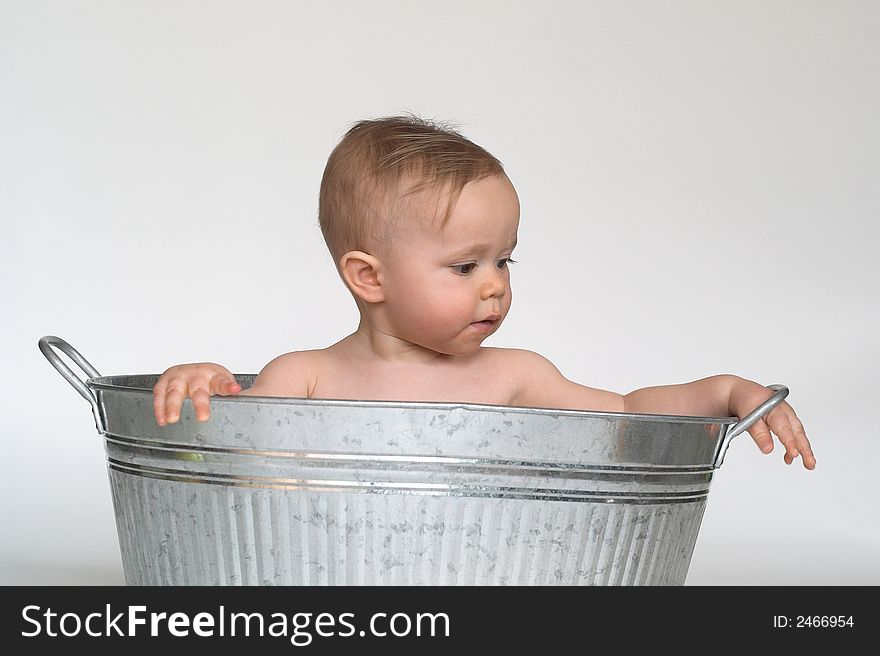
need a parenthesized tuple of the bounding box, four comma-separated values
(318, 115, 505, 265)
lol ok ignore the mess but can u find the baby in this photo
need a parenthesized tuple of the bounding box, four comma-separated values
(153, 115, 815, 469)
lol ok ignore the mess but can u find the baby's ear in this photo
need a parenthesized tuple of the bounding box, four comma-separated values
(339, 251, 385, 303)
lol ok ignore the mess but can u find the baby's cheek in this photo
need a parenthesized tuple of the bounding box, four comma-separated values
(454, 298, 479, 323)
(426, 289, 466, 318)
(429, 303, 469, 333)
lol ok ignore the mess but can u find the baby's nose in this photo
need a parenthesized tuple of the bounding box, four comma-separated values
(479, 271, 507, 300)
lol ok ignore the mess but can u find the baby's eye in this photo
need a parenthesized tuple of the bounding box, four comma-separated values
(497, 257, 517, 269)
(451, 263, 477, 275)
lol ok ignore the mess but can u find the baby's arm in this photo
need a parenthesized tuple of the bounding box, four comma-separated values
(512, 350, 815, 469)
(152, 352, 312, 425)
(510, 350, 626, 412)
(623, 376, 815, 469)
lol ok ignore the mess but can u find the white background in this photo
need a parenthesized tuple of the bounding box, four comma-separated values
(2, 1, 877, 585)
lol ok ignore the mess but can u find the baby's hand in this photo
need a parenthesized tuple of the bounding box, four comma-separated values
(153, 363, 241, 426)
(729, 378, 816, 469)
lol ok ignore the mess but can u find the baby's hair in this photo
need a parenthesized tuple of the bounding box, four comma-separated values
(318, 114, 504, 265)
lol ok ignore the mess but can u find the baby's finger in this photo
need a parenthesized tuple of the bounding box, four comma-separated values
(212, 374, 241, 397)
(789, 414, 816, 470)
(189, 379, 213, 422)
(766, 406, 815, 469)
(768, 417, 799, 465)
(153, 378, 169, 426)
(163, 377, 187, 424)
(747, 418, 774, 454)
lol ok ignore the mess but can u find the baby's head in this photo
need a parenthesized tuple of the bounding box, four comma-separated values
(319, 115, 508, 264)
(318, 115, 520, 356)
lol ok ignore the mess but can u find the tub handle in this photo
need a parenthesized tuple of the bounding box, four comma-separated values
(38, 335, 106, 433)
(714, 384, 789, 468)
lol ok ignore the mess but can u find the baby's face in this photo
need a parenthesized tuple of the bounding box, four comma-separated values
(379, 174, 520, 356)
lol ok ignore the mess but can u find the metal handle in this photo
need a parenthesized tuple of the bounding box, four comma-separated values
(39, 335, 106, 433)
(714, 384, 789, 468)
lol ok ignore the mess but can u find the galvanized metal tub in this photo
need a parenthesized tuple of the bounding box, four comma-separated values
(40, 336, 788, 586)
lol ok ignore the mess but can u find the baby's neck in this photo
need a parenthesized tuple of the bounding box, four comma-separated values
(333, 326, 450, 367)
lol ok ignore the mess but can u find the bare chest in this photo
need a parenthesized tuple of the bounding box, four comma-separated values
(309, 356, 517, 406)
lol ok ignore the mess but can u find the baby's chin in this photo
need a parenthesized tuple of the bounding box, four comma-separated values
(443, 345, 484, 357)
(434, 335, 499, 358)
(407, 321, 504, 358)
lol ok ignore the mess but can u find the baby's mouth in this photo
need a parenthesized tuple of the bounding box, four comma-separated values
(470, 316, 501, 331)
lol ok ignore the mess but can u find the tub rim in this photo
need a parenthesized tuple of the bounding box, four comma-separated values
(87, 374, 740, 426)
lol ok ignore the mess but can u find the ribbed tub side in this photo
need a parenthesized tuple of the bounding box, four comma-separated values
(110, 471, 707, 586)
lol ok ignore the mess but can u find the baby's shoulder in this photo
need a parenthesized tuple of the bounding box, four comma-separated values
(477, 347, 555, 371)
(475, 348, 562, 405)
(262, 348, 325, 367)
(248, 349, 324, 397)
